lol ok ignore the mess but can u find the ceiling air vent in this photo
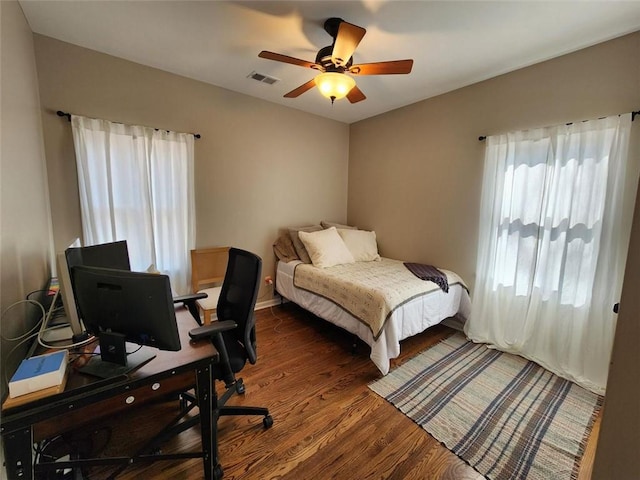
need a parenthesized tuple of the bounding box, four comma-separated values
(248, 71, 279, 85)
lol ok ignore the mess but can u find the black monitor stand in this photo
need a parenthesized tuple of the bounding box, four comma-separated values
(79, 332, 156, 379)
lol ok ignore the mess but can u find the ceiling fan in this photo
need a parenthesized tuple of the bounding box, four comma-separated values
(259, 17, 413, 104)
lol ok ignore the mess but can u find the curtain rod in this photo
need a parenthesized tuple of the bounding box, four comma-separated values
(56, 111, 201, 139)
(478, 110, 640, 141)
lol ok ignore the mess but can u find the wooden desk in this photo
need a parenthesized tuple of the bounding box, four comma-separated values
(1, 308, 218, 480)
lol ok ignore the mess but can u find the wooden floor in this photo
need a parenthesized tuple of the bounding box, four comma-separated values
(73, 303, 599, 480)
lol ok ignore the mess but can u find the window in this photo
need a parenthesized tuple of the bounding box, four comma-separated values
(71, 116, 195, 294)
(467, 113, 637, 394)
(492, 130, 610, 307)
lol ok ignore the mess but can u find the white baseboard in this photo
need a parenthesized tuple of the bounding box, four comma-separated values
(255, 296, 286, 310)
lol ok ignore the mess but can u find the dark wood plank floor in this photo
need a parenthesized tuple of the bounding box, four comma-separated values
(75, 303, 598, 479)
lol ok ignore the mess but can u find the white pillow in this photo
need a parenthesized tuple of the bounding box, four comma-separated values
(298, 227, 355, 268)
(337, 229, 381, 262)
(288, 225, 323, 264)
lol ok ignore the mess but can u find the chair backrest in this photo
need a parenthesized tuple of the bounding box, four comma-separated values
(190, 247, 229, 293)
(216, 248, 262, 364)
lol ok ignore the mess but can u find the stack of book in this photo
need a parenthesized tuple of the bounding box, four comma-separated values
(3, 350, 69, 409)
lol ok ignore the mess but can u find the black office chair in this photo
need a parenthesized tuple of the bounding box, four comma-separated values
(185, 247, 273, 478)
(87, 247, 270, 480)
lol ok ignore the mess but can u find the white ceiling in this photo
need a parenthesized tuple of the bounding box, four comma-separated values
(19, 1, 640, 124)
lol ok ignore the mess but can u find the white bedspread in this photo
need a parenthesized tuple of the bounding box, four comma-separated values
(276, 260, 471, 375)
(294, 258, 467, 339)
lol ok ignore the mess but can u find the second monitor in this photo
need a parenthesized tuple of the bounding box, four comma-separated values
(71, 265, 181, 378)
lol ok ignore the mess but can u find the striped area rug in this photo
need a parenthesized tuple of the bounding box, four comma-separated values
(369, 333, 603, 480)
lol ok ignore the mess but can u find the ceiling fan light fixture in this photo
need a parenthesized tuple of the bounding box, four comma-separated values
(260, 18, 413, 105)
(315, 72, 356, 103)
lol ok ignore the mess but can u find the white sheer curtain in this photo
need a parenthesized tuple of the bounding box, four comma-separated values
(466, 114, 637, 394)
(71, 115, 195, 295)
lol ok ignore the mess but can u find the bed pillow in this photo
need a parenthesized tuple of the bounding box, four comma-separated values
(337, 228, 381, 262)
(298, 227, 355, 268)
(288, 225, 323, 264)
(321, 220, 357, 230)
(273, 233, 300, 263)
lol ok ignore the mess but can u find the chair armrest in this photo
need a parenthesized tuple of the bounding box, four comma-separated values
(174, 293, 208, 325)
(189, 321, 238, 341)
(173, 292, 208, 303)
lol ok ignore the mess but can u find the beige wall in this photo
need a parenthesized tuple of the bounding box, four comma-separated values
(0, 1, 53, 395)
(349, 31, 640, 479)
(33, 35, 349, 296)
(348, 32, 640, 290)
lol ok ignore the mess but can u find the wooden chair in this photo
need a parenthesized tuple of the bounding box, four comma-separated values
(190, 246, 230, 324)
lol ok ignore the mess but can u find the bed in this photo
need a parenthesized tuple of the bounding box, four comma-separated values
(274, 223, 471, 375)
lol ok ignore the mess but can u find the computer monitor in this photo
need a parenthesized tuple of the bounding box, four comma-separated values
(60, 240, 131, 340)
(65, 240, 131, 272)
(71, 265, 181, 378)
(54, 252, 84, 338)
(41, 239, 83, 343)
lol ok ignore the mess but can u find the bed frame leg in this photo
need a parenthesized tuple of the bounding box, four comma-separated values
(351, 335, 358, 354)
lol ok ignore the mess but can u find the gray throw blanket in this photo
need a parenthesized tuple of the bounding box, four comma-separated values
(403, 263, 449, 293)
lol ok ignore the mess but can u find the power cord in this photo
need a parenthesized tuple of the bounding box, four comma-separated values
(256, 282, 274, 301)
(1, 299, 47, 387)
(269, 305, 285, 333)
(257, 278, 286, 332)
(1, 295, 96, 389)
(0, 299, 46, 342)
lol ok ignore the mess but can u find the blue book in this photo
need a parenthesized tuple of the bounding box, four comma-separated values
(9, 350, 68, 398)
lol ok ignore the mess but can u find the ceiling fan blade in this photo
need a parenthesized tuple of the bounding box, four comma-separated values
(347, 85, 366, 104)
(349, 60, 414, 75)
(284, 79, 317, 98)
(331, 21, 366, 67)
(259, 51, 320, 70)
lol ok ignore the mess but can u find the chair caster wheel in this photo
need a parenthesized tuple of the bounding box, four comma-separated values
(235, 380, 245, 394)
(263, 415, 273, 429)
(214, 463, 224, 480)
